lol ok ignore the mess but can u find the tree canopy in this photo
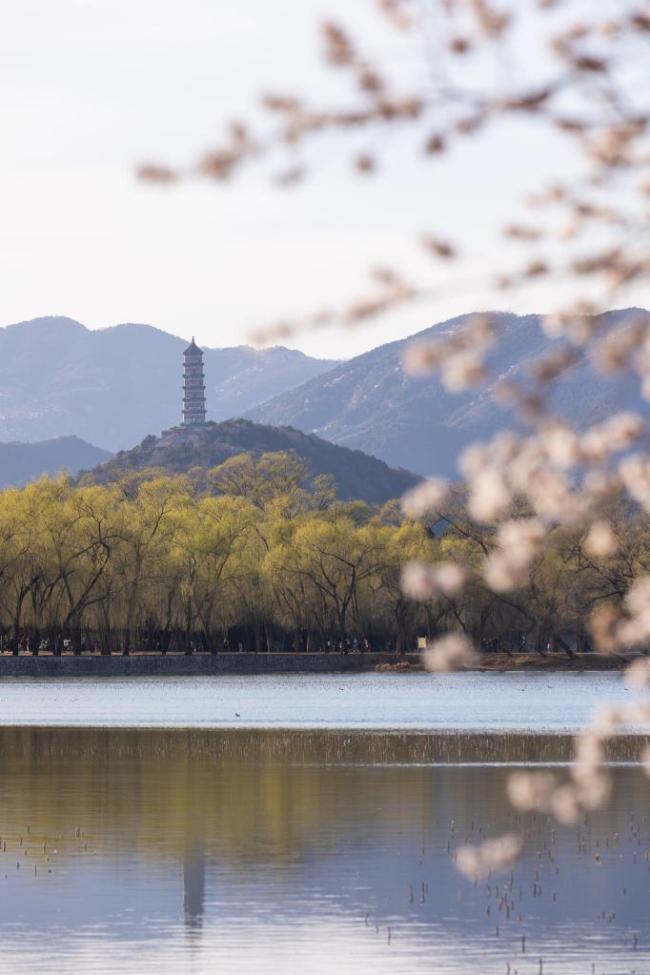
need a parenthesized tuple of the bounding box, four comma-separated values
(0, 451, 644, 656)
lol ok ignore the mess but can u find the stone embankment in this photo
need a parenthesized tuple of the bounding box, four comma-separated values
(0, 652, 419, 678)
(0, 651, 628, 678)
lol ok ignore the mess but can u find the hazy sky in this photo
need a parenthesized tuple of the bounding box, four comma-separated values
(0, 0, 643, 358)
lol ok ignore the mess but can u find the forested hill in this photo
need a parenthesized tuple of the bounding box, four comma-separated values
(82, 419, 419, 504)
(0, 436, 111, 489)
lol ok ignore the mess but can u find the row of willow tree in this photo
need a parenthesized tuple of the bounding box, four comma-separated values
(0, 451, 644, 655)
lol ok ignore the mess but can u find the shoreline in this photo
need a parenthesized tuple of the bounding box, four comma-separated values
(0, 650, 631, 678)
(471, 652, 627, 672)
(380, 654, 629, 673)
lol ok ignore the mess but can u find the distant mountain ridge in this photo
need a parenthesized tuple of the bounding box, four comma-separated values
(0, 316, 338, 452)
(4, 310, 647, 481)
(247, 309, 650, 476)
(84, 419, 418, 504)
(0, 436, 111, 489)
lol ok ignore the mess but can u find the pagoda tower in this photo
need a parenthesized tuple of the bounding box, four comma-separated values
(181, 338, 207, 426)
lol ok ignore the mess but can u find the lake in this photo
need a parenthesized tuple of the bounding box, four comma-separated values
(0, 673, 648, 974)
(0, 670, 645, 730)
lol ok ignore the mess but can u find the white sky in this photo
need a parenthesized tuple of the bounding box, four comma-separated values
(0, 0, 645, 359)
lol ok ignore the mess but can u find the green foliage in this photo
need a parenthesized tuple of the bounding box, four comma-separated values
(0, 454, 431, 651)
(0, 456, 642, 655)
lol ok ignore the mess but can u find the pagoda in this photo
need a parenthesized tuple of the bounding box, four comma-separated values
(181, 338, 207, 426)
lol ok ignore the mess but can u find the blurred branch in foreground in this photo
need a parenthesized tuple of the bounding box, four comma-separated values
(136, 0, 650, 874)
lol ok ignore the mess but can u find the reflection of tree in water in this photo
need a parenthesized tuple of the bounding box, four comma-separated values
(183, 836, 205, 929)
(0, 726, 646, 865)
(0, 726, 649, 958)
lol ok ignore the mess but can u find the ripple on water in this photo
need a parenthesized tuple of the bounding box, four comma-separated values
(0, 670, 645, 731)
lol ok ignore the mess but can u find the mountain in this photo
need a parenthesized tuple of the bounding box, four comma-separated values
(0, 436, 112, 489)
(5, 311, 646, 480)
(247, 309, 650, 477)
(0, 317, 337, 452)
(84, 419, 418, 504)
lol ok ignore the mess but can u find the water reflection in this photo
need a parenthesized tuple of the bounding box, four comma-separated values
(0, 728, 648, 974)
(183, 838, 205, 930)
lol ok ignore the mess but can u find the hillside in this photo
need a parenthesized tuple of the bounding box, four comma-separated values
(248, 309, 650, 477)
(84, 419, 418, 504)
(0, 317, 337, 452)
(0, 436, 111, 489)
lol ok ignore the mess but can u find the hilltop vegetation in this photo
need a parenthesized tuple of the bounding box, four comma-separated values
(82, 418, 418, 504)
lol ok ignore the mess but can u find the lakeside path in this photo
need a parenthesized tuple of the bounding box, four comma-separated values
(0, 651, 630, 678)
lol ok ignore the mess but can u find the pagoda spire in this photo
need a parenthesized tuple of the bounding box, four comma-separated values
(181, 338, 206, 426)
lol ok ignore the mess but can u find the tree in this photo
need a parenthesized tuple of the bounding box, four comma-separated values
(208, 452, 336, 515)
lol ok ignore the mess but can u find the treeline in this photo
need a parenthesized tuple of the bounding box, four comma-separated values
(0, 451, 644, 655)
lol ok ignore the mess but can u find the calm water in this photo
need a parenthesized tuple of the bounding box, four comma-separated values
(0, 671, 645, 730)
(0, 675, 648, 974)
